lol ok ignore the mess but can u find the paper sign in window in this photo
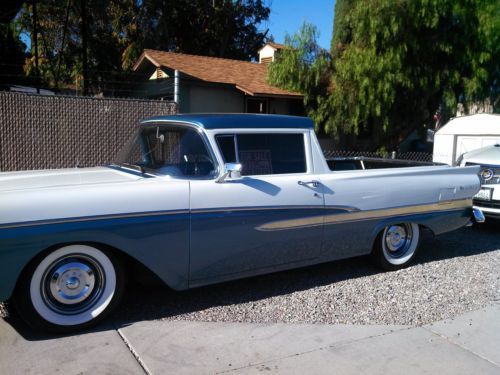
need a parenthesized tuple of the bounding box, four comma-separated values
(239, 150, 273, 175)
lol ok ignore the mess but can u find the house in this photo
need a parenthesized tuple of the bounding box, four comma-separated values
(257, 42, 285, 64)
(132, 43, 304, 115)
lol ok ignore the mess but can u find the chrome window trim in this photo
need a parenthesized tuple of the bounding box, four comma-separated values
(135, 121, 221, 180)
(209, 129, 311, 177)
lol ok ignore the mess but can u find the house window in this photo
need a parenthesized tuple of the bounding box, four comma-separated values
(215, 133, 306, 176)
(246, 98, 268, 114)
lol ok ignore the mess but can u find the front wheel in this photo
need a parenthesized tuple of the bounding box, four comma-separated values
(14, 244, 124, 333)
(371, 223, 420, 270)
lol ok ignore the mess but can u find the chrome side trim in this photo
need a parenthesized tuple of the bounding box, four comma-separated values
(0, 205, 353, 230)
(324, 198, 471, 225)
(0, 199, 471, 231)
(256, 198, 472, 231)
(192, 205, 358, 214)
(0, 209, 190, 230)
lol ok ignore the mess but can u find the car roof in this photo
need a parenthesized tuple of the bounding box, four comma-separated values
(140, 113, 314, 130)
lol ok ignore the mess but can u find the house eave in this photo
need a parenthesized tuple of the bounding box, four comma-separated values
(133, 52, 161, 71)
(235, 85, 302, 99)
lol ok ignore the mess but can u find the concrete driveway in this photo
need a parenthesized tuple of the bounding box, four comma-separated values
(1, 224, 499, 374)
(1, 303, 499, 374)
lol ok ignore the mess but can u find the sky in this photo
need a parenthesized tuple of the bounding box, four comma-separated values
(264, 0, 336, 50)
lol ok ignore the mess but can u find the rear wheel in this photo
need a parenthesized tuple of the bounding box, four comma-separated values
(371, 223, 420, 270)
(14, 244, 124, 333)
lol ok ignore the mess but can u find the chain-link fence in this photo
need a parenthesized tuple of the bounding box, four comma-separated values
(0, 92, 177, 171)
(323, 149, 433, 162)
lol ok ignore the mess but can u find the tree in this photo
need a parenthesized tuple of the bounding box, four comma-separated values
(0, 1, 26, 87)
(16, 0, 271, 94)
(330, 0, 499, 149)
(267, 23, 331, 132)
(116, 0, 271, 70)
(18, 0, 131, 94)
(330, 0, 353, 56)
(269, 0, 499, 150)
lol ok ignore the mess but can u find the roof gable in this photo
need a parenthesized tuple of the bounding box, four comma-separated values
(257, 42, 286, 53)
(133, 49, 302, 98)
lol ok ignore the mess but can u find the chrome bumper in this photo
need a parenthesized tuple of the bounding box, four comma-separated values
(466, 208, 486, 226)
(473, 208, 486, 223)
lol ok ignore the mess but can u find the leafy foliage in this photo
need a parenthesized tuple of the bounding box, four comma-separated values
(268, 23, 331, 132)
(14, 0, 271, 94)
(270, 0, 499, 149)
(116, 0, 271, 70)
(330, 0, 354, 56)
(0, 1, 26, 87)
(331, 0, 499, 148)
(0, 20, 26, 87)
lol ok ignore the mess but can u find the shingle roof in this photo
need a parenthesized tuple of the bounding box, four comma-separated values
(265, 42, 286, 50)
(133, 49, 302, 98)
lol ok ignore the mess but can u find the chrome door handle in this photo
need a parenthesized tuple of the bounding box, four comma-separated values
(298, 180, 320, 188)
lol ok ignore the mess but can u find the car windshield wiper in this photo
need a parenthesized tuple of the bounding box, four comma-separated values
(114, 162, 146, 174)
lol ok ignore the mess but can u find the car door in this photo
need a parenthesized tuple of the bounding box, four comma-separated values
(189, 131, 324, 284)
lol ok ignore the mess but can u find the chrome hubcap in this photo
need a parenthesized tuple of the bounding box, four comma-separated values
(49, 262, 95, 305)
(384, 224, 413, 258)
(42, 255, 105, 315)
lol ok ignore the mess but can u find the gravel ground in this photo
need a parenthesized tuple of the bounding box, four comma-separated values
(0, 302, 8, 319)
(2, 222, 499, 326)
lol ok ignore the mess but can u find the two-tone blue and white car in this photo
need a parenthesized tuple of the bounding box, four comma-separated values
(0, 114, 482, 332)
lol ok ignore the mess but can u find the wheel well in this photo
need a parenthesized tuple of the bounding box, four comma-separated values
(15, 241, 165, 294)
(84, 242, 164, 285)
(372, 223, 431, 250)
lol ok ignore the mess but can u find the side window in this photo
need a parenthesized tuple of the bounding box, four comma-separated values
(215, 133, 307, 176)
(132, 126, 215, 177)
(215, 135, 237, 163)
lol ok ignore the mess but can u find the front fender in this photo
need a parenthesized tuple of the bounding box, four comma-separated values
(0, 213, 190, 302)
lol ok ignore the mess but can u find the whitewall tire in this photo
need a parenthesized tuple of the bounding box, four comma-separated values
(15, 244, 124, 333)
(372, 223, 420, 270)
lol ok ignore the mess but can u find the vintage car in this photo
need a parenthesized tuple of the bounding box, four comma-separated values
(458, 144, 500, 218)
(0, 114, 483, 332)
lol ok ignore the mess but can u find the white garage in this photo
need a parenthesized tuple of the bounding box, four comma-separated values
(433, 113, 500, 166)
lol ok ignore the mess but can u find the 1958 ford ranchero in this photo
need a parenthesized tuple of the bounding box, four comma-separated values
(0, 114, 483, 332)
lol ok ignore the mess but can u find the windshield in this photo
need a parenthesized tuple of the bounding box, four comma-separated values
(114, 124, 217, 178)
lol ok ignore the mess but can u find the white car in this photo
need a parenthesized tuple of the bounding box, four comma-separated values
(458, 144, 500, 218)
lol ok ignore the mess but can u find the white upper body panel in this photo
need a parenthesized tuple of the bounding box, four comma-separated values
(0, 168, 189, 225)
(0, 121, 480, 226)
(0, 167, 139, 193)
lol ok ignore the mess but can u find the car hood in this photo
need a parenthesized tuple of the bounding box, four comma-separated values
(0, 166, 142, 193)
(462, 144, 500, 166)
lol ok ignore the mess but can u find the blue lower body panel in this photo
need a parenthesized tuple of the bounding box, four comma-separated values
(0, 213, 190, 301)
(0, 206, 471, 302)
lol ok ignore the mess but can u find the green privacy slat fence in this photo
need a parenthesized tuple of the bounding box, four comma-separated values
(0, 92, 177, 172)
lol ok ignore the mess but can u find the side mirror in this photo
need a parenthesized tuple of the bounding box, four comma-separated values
(216, 163, 242, 183)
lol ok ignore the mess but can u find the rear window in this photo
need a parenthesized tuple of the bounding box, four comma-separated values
(215, 133, 306, 176)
